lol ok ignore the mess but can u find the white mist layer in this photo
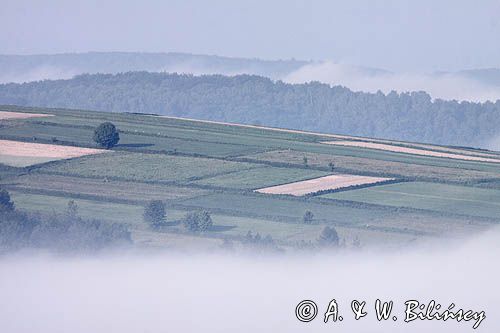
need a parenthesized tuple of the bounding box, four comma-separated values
(285, 62, 500, 102)
(0, 66, 78, 84)
(0, 229, 499, 333)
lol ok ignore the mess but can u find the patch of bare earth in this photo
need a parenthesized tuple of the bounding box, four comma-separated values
(322, 140, 500, 164)
(0, 140, 108, 167)
(255, 174, 393, 196)
(0, 111, 53, 120)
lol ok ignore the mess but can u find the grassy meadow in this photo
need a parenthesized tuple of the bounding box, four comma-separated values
(1, 105, 499, 250)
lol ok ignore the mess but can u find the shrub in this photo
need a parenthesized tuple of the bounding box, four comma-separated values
(303, 210, 314, 224)
(0, 189, 14, 212)
(318, 226, 339, 247)
(183, 210, 213, 232)
(0, 199, 132, 252)
(143, 200, 166, 228)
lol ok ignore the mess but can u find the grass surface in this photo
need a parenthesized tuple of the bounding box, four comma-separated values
(2, 173, 208, 202)
(192, 166, 329, 189)
(321, 182, 500, 219)
(2, 105, 500, 248)
(38, 152, 259, 183)
(0, 155, 56, 167)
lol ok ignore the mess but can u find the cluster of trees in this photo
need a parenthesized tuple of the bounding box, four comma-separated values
(295, 226, 341, 250)
(182, 211, 213, 232)
(0, 189, 131, 252)
(143, 200, 166, 228)
(243, 231, 278, 251)
(142, 200, 213, 233)
(1, 72, 500, 147)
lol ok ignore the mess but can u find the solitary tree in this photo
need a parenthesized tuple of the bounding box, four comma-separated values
(183, 211, 213, 232)
(0, 188, 14, 212)
(303, 210, 314, 224)
(197, 211, 213, 232)
(66, 200, 79, 219)
(93, 122, 120, 149)
(143, 200, 166, 228)
(303, 156, 308, 167)
(318, 226, 339, 247)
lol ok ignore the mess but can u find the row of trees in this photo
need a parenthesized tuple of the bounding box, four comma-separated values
(142, 199, 340, 249)
(143, 200, 213, 233)
(0, 189, 131, 252)
(2, 72, 500, 147)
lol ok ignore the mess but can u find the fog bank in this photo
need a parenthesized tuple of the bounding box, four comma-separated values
(0, 229, 498, 332)
(285, 62, 500, 102)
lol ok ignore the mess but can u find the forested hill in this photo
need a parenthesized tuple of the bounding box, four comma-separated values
(0, 52, 307, 83)
(0, 72, 499, 148)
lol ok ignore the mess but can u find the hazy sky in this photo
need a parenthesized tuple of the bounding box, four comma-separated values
(1, 0, 500, 71)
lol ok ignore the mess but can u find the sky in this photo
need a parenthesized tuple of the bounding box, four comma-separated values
(1, 0, 500, 72)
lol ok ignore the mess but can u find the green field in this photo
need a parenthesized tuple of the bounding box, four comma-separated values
(38, 152, 258, 183)
(2, 173, 207, 202)
(1, 106, 499, 250)
(320, 182, 500, 219)
(192, 166, 329, 189)
(0, 154, 56, 167)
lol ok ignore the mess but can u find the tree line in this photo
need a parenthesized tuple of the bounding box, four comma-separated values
(0, 72, 499, 147)
(0, 189, 131, 253)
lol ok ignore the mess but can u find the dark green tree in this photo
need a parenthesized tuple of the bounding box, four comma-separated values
(318, 226, 339, 246)
(143, 200, 166, 228)
(183, 211, 213, 232)
(66, 200, 79, 219)
(303, 210, 314, 224)
(183, 212, 199, 232)
(93, 122, 120, 149)
(0, 188, 14, 212)
(197, 211, 213, 232)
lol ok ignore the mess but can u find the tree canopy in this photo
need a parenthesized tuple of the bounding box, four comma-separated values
(1, 72, 500, 147)
(93, 122, 120, 149)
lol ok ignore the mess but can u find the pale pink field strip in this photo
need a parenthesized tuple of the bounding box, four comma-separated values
(0, 139, 107, 159)
(0, 111, 53, 120)
(255, 174, 393, 196)
(322, 141, 500, 164)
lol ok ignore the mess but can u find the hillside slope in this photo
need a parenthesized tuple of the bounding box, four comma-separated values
(1, 105, 499, 251)
(1, 72, 499, 148)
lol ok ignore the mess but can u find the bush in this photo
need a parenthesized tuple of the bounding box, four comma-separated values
(183, 210, 213, 232)
(243, 230, 278, 251)
(143, 200, 166, 228)
(0, 189, 14, 213)
(93, 122, 120, 148)
(318, 226, 339, 247)
(303, 210, 314, 224)
(0, 199, 132, 252)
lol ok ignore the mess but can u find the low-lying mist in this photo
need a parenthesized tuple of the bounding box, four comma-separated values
(0, 228, 498, 333)
(285, 62, 500, 102)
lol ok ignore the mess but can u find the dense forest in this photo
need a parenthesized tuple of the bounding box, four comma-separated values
(1, 72, 499, 148)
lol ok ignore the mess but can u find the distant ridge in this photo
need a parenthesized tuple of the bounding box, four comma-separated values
(1, 71, 499, 148)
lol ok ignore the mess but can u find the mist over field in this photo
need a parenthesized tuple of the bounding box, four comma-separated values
(1, 1, 499, 332)
(0, 228, 498, 333)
